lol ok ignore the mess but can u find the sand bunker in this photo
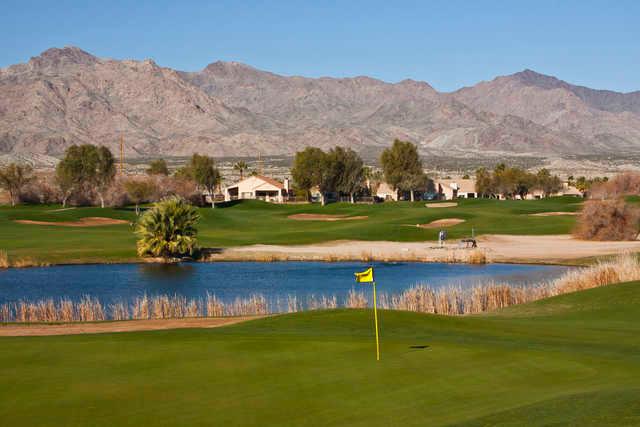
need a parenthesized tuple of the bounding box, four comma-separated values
(0, 316, 262, 337)
(288, 214, 368, 221)
(15, 217, 129, 227)
(529, 212, 578, 217)
(417, 218, 466, 228)
(425, 202, 458, 208)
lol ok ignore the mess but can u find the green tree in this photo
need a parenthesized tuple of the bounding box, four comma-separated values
(55, 145, 96, 207)
(233, 161, 249, 180)
(95, 146, 116, 208)
(54, 144, 116, 207)
(0, 163, 34, 206)
(188, 154, 221, 208)
(147, 159, 169, 176)
(380, 139, 425, 202)
(124, 178, 157, 215)
(291, 147, 326, 202)
(323, 147, 365, 203)
(337, 148, 365, 203)
(135, 196, 201, 259)
(173, 165, 193, 181)
(475, 167, 493, 198)
(536, 168, 562, 197)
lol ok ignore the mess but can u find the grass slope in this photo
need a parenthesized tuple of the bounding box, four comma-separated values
(0, 197, 581, 264)
(1, 281, 639, 426)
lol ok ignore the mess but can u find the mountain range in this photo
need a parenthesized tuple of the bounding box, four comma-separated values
(1, 46, 639, 161)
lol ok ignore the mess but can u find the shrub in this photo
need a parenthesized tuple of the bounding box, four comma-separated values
(135, 196, 201, 259)
(590, 172, 640, 199)
(574, 199, 640, 241)
(19, 175, 62, 204)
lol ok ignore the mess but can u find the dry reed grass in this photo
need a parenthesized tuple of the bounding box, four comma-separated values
(207, 248, 489, 264)
(0, 250, 9, 269)
(2, 255, 638, 323)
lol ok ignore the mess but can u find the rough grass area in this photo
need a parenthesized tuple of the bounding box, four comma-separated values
(1, 281, 639, 426)
(0, 197, 582, 264)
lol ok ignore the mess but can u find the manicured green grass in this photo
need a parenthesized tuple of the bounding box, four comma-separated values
(0, 197, 582, 264)
(1, 281, 639, 426)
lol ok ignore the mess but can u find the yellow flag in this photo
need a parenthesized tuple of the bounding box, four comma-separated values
(354, 267, 374, 283)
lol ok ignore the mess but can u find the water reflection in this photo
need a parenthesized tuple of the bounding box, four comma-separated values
(0, 261, 572, 306)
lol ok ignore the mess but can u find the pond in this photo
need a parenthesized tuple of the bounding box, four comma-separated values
(0, 262, 571, 308)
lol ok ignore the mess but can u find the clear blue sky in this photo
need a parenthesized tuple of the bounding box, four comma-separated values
(1, 0, 638, 92)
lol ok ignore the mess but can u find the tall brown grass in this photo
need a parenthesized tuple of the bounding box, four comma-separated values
(207, 248, 489, 264)
(0, 250, 9, 269)
(1, 255, 638, 323)
(0, 252, 50, 269)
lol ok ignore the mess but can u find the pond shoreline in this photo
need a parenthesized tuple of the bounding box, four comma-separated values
(4, 234, 640, 269)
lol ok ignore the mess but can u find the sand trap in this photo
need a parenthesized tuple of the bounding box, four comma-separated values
(288, 214, 368, 221)
(47, 207, 76, 212)
(215, 235, 640, 264)
(15, 217, 129, 227)
(417, 218, 466, 228)
(425, 202, 457, 208)
(529, 212, 579, 217)
(0, 316, 262, 337)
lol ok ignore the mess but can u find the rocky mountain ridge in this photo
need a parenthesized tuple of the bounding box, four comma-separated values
(1, 46, 639, 161)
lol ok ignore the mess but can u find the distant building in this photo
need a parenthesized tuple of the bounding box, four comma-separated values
(375, 182, 398, 201)
(559, 183, 583, 197)
(225, 175, 290, 203)
(435, 179, 477, 200)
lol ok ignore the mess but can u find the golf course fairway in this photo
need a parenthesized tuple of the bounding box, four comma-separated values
(1, 281, 639, 426)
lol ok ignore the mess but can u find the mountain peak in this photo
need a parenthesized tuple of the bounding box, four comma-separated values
(510, 69, 565, 90)
(30, 46, 98, 67)
(203, 60, 258, 74)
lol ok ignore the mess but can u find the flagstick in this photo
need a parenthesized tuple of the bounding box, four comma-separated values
(373, 281, 380, 361)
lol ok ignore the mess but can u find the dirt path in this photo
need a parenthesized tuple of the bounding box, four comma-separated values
(0, 316, 262, 337)
(209, 235, 640, 264)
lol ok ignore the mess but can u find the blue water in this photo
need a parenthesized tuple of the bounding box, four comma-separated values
(0, 262, 570, 306)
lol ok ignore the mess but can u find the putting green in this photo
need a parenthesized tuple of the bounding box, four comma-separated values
(1, 281, 639, 426)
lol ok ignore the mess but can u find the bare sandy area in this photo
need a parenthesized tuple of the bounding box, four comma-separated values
(529, 212, 578, 217)
(425, 202, 457, 208)
(210, 235, 640, 264)
(0, 316, 262, 337)
(417, 218, 466, 228)
(288, 213, 368, 221)
(47, 207, 77, 212)
(14, 217, 129, 227)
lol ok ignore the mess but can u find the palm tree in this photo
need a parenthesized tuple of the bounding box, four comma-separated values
(233, 161, 249, 180)
(135, 196, 201, 259)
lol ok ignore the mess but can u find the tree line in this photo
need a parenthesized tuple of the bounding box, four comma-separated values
(291, 139, 430, 204)
(475, 164, 563, 199)
(0, 145, 223, 212)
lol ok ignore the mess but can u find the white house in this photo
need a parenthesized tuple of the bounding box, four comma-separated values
(435, 179, 477, 200)
(560, 183, 583, 197)
(225, 175, 290, 203)
(375, 182, 398, 201)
